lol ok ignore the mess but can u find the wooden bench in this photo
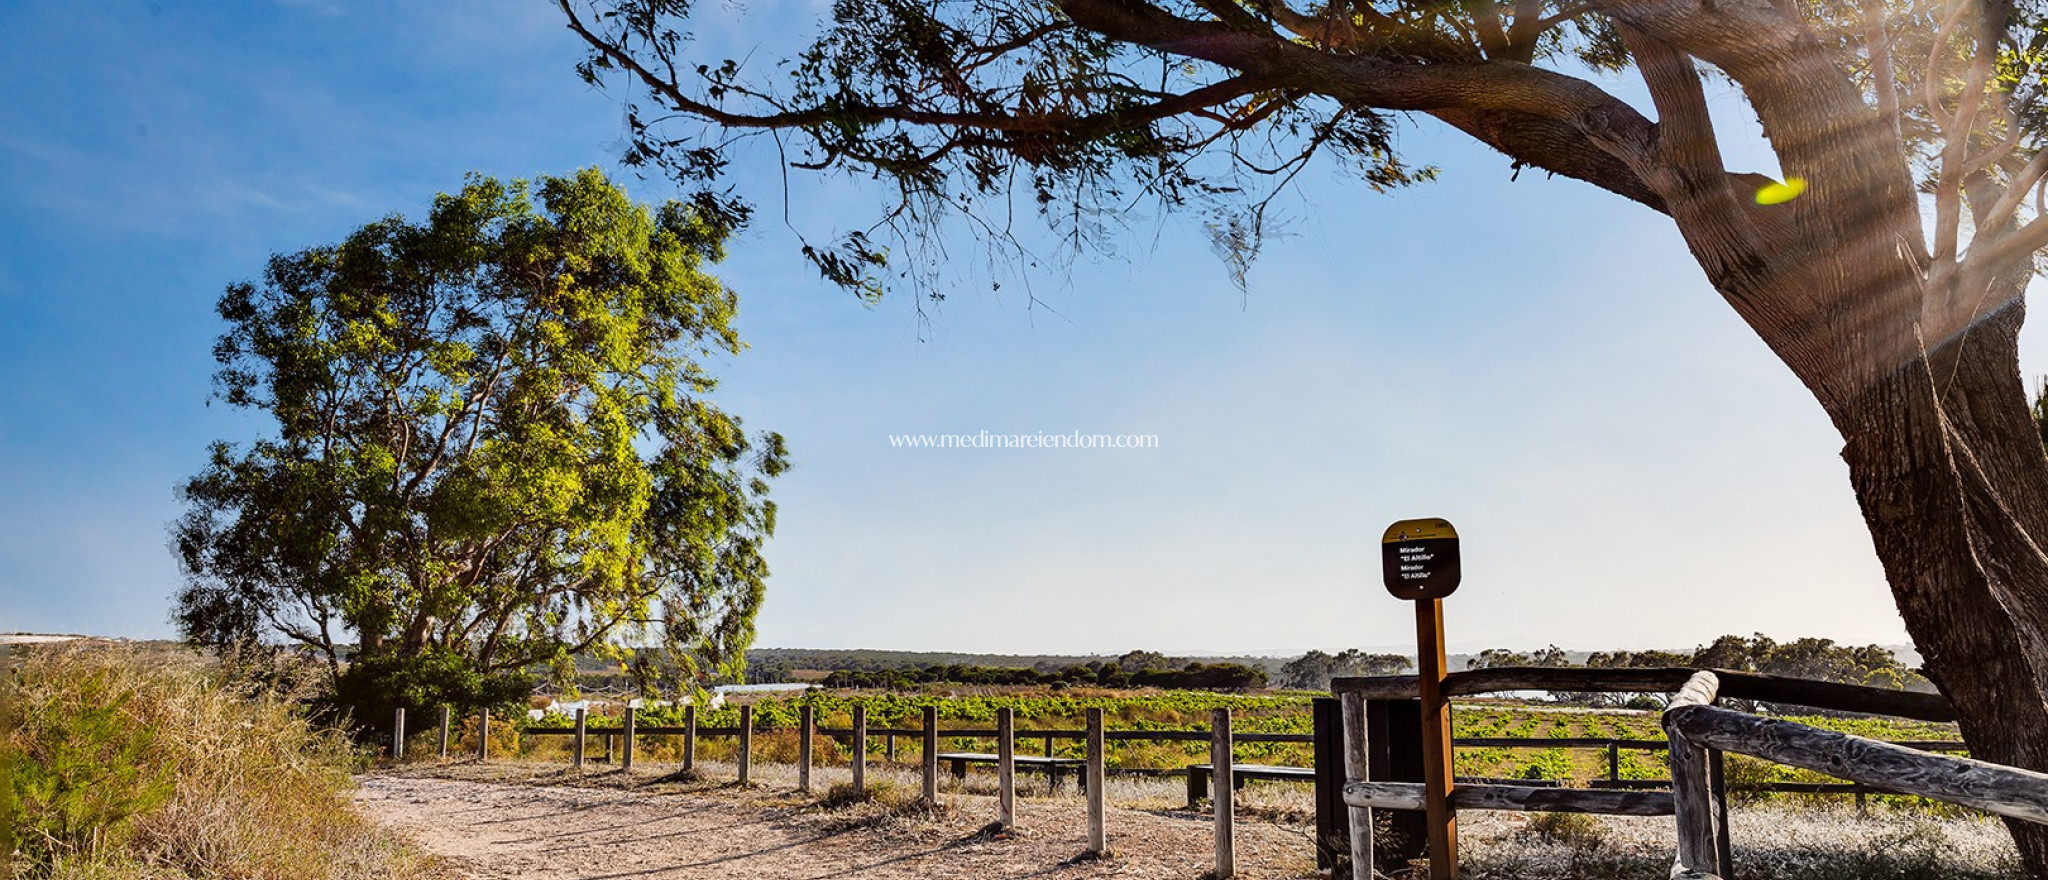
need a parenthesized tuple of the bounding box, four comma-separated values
(934, 752, 1088, 791)
(1185, 763, 1315, 806)
(1185, 765, 1564, 806)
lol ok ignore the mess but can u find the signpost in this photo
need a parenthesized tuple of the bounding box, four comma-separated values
(1383, 518, 1460, 880)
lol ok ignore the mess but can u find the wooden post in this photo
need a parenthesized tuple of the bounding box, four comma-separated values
(1666, 672, 1722, 879)
(799, 704, 814, 792)
(739, 704, 753, 784)
(1313, 697, 1343, 869)
(1212, 707, 1235, 879)
(477, 710, 490, 761)
(1710, 748, 1734, 879)
(392, 707, 406, 760)
(997, 707, 1016, 829)
(1608, 741, 1620, 785)
(1668, 724, 1719, 876)
(922, 705, 939, 804)
(1415, 598, 1457, 880)
(853, 704, 868, 795)
(1368, 698, 1429, 869)
(1341, 693, 1374, 880)
(573, 707, 587, 770)
(622, 706, 636, 772)
(1045, 735, 1054, 757)
(683, 704, 697, 771)
(886, 733, 896, 762)
(437, 706, 450, 760)
(1086, 707, 1107, 855)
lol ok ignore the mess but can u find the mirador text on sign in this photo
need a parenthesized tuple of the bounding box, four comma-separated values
(1382, 518, 1460, 600)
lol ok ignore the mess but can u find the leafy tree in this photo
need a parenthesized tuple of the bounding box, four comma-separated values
(174, 169, 787, 728)
(1465, 644, 1571, 670)
(561, 0, 2048, 864)
(1278, 649, 1412, 689)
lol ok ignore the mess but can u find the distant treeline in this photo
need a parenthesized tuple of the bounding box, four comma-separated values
(1464, 633, 1932, 709)
(818, 656, 1270, 690)
(555, 635, 1926, 701)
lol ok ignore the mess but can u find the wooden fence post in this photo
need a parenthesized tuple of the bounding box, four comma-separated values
(477, 710, 490, 762)
(1710, 748, 1734, 879)
(1366, 698, 1429, 870)
(573, 708, 587, 770)
(1086, 707, 1107, 855)
(1608, 742, 1621, 784)
(1313, 697, 1344, 870)
(922, 705, 939, 804)
(799, 704, 814, 793)
(1666, 672, 1722, 879)
(683, 704, 697, 772)
(622, 706, 636, 772)
(1212, 707, 1235, 879)
(1045, 735, 1054, 757)
(437, 706, 450, 760)
(739, 704, 753, 784)
(886, 733, 896, 762)
(853, 704, 868, 795)
(1341, 693, 1373, 880)
(997, 707, 1016, 829)
(392, 707, 406, 760)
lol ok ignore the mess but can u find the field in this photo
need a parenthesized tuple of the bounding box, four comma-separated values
(486, 688, 1963, 798)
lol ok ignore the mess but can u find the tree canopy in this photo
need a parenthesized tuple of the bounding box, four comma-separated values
(558, 0, 2048, 870)
(174, 169, 786, 721)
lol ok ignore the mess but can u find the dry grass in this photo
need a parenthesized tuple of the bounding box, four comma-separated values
(393, 750, 2030, 880)
(0, 643, 442, 880)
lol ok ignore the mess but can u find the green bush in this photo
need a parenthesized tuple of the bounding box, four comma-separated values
(2, 668, 175, 872)
(329, 646, 531, 741)
(0, 644, 439, 880)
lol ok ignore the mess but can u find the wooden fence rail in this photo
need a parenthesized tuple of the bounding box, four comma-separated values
(1660, 669, 2048, 880)
(391, 670, 1977, 880)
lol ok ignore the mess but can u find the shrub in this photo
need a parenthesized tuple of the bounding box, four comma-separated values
(0, 644, 438, 880)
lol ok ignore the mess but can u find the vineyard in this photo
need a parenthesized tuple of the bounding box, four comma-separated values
(476, 689, 1961, 792)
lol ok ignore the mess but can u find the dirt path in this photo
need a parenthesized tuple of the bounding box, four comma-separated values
(355, 771, 1321, 880)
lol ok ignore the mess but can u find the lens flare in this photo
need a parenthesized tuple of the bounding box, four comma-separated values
(1755, 177, 1808, 205)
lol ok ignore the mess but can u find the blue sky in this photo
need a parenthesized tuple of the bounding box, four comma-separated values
(1, 0, 2015, 655)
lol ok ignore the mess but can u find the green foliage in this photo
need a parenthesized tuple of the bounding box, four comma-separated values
(561, 0, 1436, 300)
(1276, 649, 1411, 690)
(1, 666, 175, 873)
(331, 647, 533, 735)
(817, 659, 1266, 690)
(1, 644, 440, 880)
(173, 169, 787, 725)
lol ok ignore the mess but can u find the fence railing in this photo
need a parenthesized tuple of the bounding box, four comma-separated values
(392, 703, 1290, 878)
(1330, 667, 2032, 880)
(1662, 670, 2048, 880)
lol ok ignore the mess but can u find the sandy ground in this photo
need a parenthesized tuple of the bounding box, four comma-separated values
(355, 761, 2027, 879)
(355, 767, 1323, 880)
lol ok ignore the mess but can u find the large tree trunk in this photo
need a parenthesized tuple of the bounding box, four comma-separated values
(1836, 300, 2048, 873)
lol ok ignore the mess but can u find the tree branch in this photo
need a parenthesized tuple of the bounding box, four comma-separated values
(1054, 0, 1664, 205)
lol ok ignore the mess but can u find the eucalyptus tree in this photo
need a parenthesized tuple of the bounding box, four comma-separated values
(561, 0, 2048, 867)
(175, 169, 786, 722)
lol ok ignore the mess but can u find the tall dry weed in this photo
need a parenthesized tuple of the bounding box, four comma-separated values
(1, 643, 438, 880)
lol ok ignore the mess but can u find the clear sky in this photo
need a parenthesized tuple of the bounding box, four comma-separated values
(4, 0, 2031, 656)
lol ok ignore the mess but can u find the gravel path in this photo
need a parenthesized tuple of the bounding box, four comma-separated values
(354, 771, 1322, 880)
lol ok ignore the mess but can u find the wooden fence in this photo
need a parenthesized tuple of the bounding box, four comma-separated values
(387, 683, 1970, 878)
(393, 704, 1288, 877)
(1331, 667, 2011, 880)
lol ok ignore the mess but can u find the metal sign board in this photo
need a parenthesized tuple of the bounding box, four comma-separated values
(1382, 518, 1461, 600)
